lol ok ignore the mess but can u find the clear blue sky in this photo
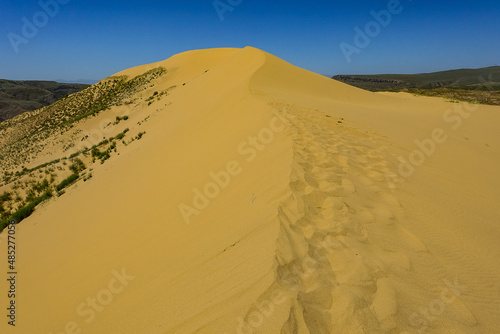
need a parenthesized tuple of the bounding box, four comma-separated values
(1, 0, 499, 82)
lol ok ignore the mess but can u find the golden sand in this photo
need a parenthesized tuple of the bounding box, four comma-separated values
(1, 47, 499, 333)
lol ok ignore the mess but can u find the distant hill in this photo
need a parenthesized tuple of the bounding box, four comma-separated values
(332, 66, 500, 91)
(0, 80, 89, 122)
(332, 66, 500, 105)
(55, 79, 99, 85)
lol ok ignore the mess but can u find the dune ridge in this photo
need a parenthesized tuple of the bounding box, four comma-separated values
(1, 47, 499, 333)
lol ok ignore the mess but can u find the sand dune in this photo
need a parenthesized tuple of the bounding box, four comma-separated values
(1, 47, 499, 333)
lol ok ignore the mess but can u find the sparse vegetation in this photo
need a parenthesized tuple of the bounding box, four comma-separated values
(0, 189, 53, 232)
(32, 179, 50, 193)
(146, 85, 176, 105)
(393, 86, 500, 106)
(69, 158, 86, 174)
(114, 115, 129, 124)
(91, 141, 116, 164)
(69, 151, 81, 159)
(10, 159, 62, 181)
(0, 65, 169, 233)
(0, 67, 167, 171)
(83, 173, 93, 182)
(0, 192, 12, 202)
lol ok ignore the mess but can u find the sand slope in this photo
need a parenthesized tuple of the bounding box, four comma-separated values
(1, 47, 499, 334)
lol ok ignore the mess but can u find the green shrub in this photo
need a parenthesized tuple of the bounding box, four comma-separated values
(25, 189, 37, 202)
(99, 151, 111, 164)
(56, 174, 79, 191)
(2, 175, 12, 184)
(114, 115, 129, 124)
(1, 190, 53, 232)
(69, 152, 81, 159)
(32, 179, 50, 193)
(69, 158, 86, 174)
(1, 211, 10, 221)
(97, 139, 109, 146)
(0, 192, 12, 202)
(91, 143, 114, 163)
(91, 147, 101, 158)
(11, 203, 36, 223)
(0, 220, 9, 233)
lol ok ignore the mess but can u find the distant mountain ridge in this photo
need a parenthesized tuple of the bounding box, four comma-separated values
(55, 79, 99, 85)
(332, 66, 500, 91)
(0, 79, 89, 122)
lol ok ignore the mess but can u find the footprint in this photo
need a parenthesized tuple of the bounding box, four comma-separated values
(341, 178, 356, 193)
(371, 278, 398, 327)
(378, 192, 401, 207)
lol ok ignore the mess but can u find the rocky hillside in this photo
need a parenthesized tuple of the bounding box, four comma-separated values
(0, 80, 89, 122)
